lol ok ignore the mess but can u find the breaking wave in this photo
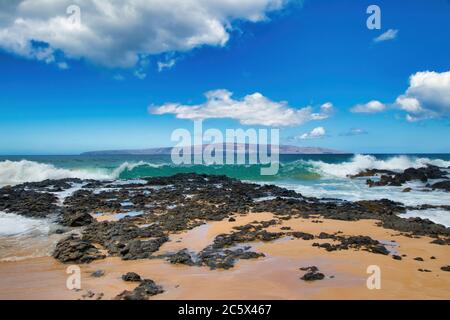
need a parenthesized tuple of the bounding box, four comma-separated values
(0, 160, 111, 186)
(304, 154, 450, 178)
(1, 155, 449, 186)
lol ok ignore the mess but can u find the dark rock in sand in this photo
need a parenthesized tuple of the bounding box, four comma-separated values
(290, 231, 314, 240)
(197, 245, 265, 270)
(81, 220, 168, 258)
(301, 271, 325, 281)
(53, 234, 106, 264)
(116, 279, 164, 300)
(300, 266, 319, 272)
(61, 208, 94, 227)
(392, 255, 402, 260)
(380, 216, 449, 238)
(120, 238, 169, 260)
(414, 257, 424, 261)
(168, 249, 195, 266)
(91, 270, 105, 278)
(369, 245, 390, 255)
(343, 235, 379, 246)
(356, 199, 406, 215)
(122, 272, 142, 282)
(430, 238, 450, 245)
(440, 266, 450, 272)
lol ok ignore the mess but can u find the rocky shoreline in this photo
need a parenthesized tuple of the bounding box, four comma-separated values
(349, 164, 450, 192)
(1, 172, 449, 299)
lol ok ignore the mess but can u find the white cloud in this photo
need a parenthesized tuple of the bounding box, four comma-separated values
(395, 71, 450, 121)
(0, 0, 290, 69)
(351, 100, 386, 113)
(151, 89, 333, 127)
(352, 70, 450, 122)
(298, 127, 326, 140)
(374, 29, 398, 43)
(158, 59, 177, 72)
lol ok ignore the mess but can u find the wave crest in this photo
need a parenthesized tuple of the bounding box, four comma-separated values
(1, 155, 449, 186)
(305, 154, 450, 178)
(0, 160, 111, 186)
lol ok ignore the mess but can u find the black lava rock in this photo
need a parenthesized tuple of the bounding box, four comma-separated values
(116, 279, 164, 300)
(301, 271, 325, 281)
(122, 272, 142, 282)
(441, 265, 450, 272)
(53, 234, 106, 264)
(168, 249, 195, 266)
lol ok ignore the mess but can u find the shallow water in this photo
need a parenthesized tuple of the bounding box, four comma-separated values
(0, 212, 64, 261)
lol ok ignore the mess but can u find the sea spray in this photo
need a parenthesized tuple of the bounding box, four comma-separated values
(1, 154, 450, 186)
(0, 160, 110, 186)
(304, 154, 450, 178)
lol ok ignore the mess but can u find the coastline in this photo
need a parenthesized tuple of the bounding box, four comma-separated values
(0, 169, 449, 300)
(1, 213, 449, 300)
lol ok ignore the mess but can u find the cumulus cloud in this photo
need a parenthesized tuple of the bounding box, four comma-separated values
(374, 29, 398, 43)
(352, 71, 450, 122)
(395, 71, 450, 121)
(0, 0, 290, 69)
(297, 127, 326, 140)
(351, 100, 386, 113)
(151, 89, 333, 127)
(340, 128, 368, 136)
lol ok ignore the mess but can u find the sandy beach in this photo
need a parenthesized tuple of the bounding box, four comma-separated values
(1, 211, 449, 300)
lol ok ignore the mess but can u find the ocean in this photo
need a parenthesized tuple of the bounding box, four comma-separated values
(0, 153, 449, 261)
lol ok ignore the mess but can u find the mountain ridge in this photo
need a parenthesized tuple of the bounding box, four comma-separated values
(81, 144, 348, 156)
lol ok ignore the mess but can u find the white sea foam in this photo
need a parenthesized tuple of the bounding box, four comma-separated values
(0, 160, 165, 187)
(0, 212, 64, 261)
(0, 212, 53, 236)
(276, 179, 450, 207)
(304, 154, 450, 178)
(400, 209, 450, 227)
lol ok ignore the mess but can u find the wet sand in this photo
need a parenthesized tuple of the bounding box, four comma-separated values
(0, 212, 449, 300)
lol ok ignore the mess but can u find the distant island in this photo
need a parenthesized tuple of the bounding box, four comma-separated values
(81, 144, 348, 156)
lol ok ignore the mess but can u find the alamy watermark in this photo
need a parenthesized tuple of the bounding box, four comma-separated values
(67, 4, 81, 27)
(66, 265, 81, 290)
(170, 120, 280, 176)
(366, 265, 381, 290)
(367, 4, 381, 30)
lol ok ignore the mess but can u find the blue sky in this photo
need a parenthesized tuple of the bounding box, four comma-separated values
(0, 0, 449, 155)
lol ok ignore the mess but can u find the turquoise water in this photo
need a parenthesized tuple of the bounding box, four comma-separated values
(1, 153, 449, 183)
(0, 153, 449, 209)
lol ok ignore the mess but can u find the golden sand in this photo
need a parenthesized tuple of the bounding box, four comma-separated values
(0, 212, 449, 300)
